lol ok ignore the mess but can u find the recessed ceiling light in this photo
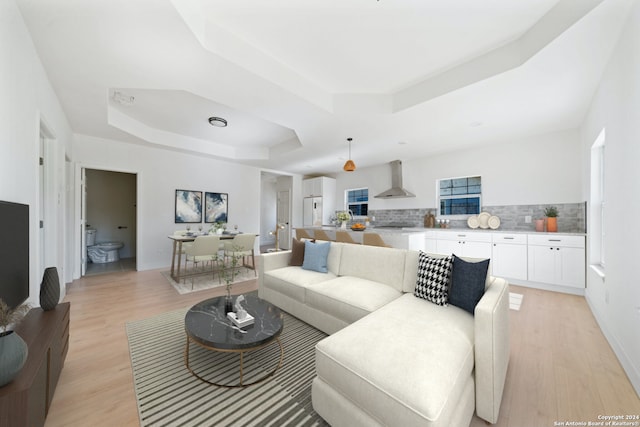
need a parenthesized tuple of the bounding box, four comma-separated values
(208, 117, 228, 127)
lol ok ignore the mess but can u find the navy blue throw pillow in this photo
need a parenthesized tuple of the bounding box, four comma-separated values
(448, 254, 490, 315)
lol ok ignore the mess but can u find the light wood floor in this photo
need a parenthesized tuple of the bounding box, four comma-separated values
(46, 271, 640, 427)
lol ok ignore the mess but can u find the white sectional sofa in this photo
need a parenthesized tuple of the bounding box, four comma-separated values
(258, 241, 509, 427)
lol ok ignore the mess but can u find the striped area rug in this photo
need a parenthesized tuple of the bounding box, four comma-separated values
(126, 307, 329, 427)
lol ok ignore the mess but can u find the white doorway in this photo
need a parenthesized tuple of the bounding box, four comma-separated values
(277, 189, 291, 250)
(81, 168, 137, 276)
(39, 120, 63, 284)
(260, 172, 293, 251)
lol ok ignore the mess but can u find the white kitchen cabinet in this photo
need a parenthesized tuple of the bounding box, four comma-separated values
(527, 234, 585, 288)
(491, 233, 528, 281)
(424, 230, 437, 253)
(435, 231, 492, 259)
(302, 177, 335, 198)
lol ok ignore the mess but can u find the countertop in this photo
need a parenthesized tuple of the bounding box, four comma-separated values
(298, 226, 586, 237)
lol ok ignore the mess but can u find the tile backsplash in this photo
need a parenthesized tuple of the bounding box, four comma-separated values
(369, 202, 586, 233)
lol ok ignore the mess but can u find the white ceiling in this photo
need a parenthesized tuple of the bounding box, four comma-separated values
(16, 0, 633, 175)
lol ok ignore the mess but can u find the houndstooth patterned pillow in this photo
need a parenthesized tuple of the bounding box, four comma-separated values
(414, 252, 453, 306)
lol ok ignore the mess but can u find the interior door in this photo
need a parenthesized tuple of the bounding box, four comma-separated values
(80, 167, 87, 276)
(39, 135, 45, 275)
(277, 190, 291, 250)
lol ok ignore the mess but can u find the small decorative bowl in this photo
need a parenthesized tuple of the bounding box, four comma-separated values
(350, 226, 366, 231)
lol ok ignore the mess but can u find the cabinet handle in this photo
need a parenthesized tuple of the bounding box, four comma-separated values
(457, 234, 466, 237)
(548, 239, 562, 242)
(503, 237, 514, 240)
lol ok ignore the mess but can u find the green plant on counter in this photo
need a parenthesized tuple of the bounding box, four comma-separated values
(336, 211, 351, 222)
(543, 206, 559, 217)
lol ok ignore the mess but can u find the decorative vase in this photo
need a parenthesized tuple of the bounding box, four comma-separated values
(535, 219, 545, 232)
(0, 331, 28, 387)
(341, 221, 347, 229)
(216, 228, 223, 235)
(39, 266, 60, 311)
(225, 294, 234, 314)
(546, 217, 558, 232)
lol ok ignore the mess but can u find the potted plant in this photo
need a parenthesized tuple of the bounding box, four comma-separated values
(211, 221, 226, 235)
(336, 211, 351, 229)
(0, 299, 31, 386)
(544, 206, 559, 232)
(216, 247, 243, 313)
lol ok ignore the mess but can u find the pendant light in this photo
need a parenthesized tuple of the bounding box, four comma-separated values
(343, 137, 356, 172)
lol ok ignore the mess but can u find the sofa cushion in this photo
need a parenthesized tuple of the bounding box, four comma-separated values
(289, 238, 306, 266)
(315, 293, 474, 427)
(306, 276, 402, 324)
(449, 254, 490, 314)
(303, 240, 331, 273)
(338, 244, 407, 292)
(263, 267, 337, 302)
(414, 252, 453, 306)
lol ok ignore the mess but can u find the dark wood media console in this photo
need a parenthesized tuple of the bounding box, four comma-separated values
(0, 302, 70, 426)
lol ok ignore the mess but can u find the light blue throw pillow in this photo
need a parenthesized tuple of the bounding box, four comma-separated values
(302, 240, 331, 273)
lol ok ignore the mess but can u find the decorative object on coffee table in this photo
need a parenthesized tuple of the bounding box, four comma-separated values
(544, 206, 559, 232)
(218, 246, 243, 313)
(184, 294, 283, 387)
(39, 266, 60, 311)
(0, 299, 30, 386)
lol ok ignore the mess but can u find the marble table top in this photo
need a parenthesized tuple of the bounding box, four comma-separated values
(184, 294, 283, 350)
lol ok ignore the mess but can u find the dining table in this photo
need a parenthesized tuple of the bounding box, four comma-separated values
(168, 232, 239, 283)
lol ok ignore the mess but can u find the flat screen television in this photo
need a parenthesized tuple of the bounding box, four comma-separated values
(0, 200, 29, 309)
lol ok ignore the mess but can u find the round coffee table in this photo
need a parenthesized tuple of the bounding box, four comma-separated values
(184, 294, 283, 388)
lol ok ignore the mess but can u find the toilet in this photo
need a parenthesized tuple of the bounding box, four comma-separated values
(86, 228, 124, 263)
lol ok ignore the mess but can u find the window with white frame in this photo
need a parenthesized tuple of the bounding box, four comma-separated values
(345, 188, 368, 217)
(437, 176, 482, 217)
(590, 129, 606, 272)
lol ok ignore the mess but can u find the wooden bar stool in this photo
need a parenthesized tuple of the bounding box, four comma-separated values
(336, 230, 358, 244)
(362, 232, 392, 247)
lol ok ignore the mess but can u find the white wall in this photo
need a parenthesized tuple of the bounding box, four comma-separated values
(334, 129, 582, 211)
(580, 1, 640, 396)
(73, 134, 262, 272)
(1, 0, 72, 303)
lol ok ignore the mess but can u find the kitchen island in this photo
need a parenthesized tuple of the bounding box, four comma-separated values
(294, 226, 587, 295)
(295, 226, 427, 250)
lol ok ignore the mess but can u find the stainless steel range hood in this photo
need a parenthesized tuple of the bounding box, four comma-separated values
(374, 160, 415, 199)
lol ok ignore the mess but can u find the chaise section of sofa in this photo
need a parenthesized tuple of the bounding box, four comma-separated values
(313, 292, 477, 427)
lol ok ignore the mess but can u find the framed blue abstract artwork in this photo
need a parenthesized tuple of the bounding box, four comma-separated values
(205, 192, 228, 223)
(175, 190, 202, 223)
